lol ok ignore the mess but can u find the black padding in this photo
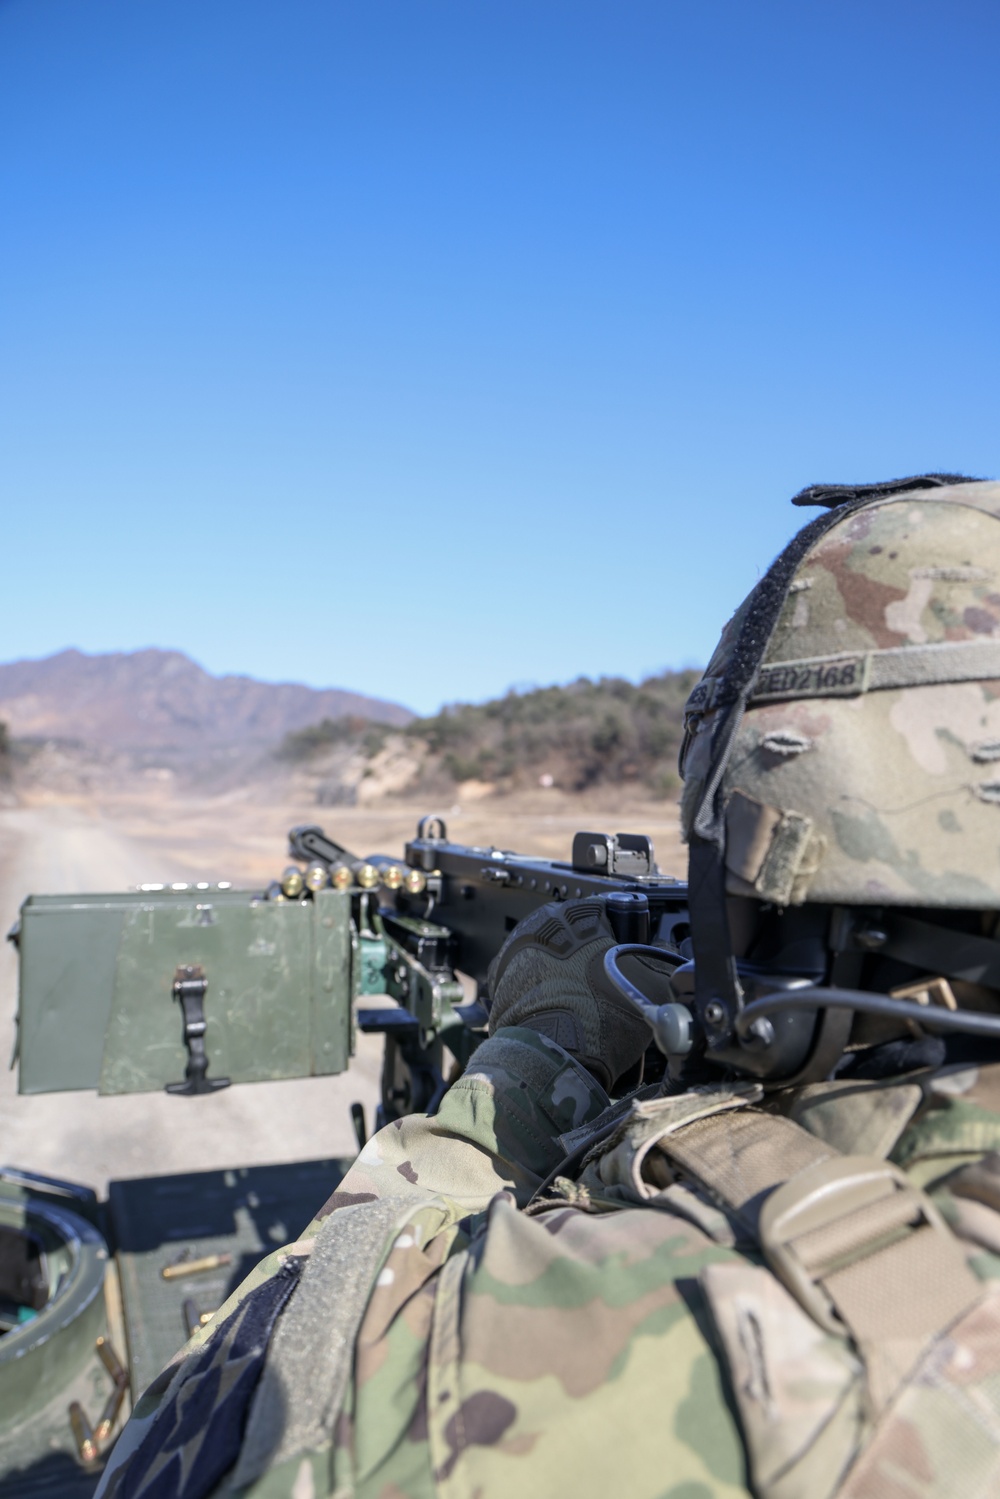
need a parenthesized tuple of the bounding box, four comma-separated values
(835, 1036, 946, 1079)
(881, 913, 1000, 990)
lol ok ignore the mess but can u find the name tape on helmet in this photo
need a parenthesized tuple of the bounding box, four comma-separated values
(753, 654, 868, 702)
(686, 639, 1000, 718)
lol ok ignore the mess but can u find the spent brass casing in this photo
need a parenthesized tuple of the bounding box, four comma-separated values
(95, 1334, 126, 1387)
(161, 1252, 232, 1280)
(94, 1378, 127, 1443)
(69, 1402, 99, 1468)
(93, 1334, 129, 1441)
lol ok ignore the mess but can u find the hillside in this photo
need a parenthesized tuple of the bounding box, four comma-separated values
(0, 649, 412, 751)
(279, 669, 701, 802)
(0, 654, 699, 809)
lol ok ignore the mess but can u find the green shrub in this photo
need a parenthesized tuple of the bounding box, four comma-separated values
(276, 715, 374, 761)
(407, 668, 699, 795)
(281, 669, 701, 796)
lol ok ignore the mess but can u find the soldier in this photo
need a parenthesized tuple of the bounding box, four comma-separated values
(100, 474, 1000, 1499)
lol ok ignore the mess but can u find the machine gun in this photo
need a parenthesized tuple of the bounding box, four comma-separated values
(3, 816, 688, 1491)
(12, 816, 689, 1127)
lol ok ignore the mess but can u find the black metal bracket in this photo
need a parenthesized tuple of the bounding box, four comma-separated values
(356, 1006, 421, 1033)
(165, 965, 231, 1096)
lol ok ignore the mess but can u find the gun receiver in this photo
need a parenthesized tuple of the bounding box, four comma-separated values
(287, 817, 689, 1122)
(396, 816, 687, 992)
(290, 816, 687, 994)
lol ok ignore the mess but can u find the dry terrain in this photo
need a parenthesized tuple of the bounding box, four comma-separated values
(0, 783, 684, 1196)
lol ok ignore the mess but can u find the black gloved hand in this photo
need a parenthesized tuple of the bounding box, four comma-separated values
(487, 899, 675, 1092)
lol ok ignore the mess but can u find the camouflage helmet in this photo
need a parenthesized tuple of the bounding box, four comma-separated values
(675, 475, 1000, 1080)
(681, 475, 1000, 911)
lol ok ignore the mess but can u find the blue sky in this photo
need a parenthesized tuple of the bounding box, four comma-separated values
(2, 1, 997, 715)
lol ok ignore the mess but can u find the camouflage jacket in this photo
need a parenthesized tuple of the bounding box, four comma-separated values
(98, 1027, 1000, 1499)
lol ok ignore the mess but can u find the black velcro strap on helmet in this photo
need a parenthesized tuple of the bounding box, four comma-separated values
(791, 474, 980, 510)
(689, 500, 861, 845)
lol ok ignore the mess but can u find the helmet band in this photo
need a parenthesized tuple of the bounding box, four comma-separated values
(688, 637, 1000, 719)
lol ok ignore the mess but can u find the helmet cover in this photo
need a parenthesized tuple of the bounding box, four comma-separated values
(682, 477, 1000, 910)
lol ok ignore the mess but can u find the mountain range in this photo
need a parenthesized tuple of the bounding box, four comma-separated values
(0, 649, 412, 752)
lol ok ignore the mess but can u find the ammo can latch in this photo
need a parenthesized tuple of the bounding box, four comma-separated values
(165, 965, 231, 1096)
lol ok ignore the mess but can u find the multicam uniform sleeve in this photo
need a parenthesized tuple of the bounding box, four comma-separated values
(94, 1027, 609, 1499)
(331, 1025, 611, 1212)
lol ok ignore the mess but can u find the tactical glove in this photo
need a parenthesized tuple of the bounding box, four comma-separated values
(487, 898, 675, 1092)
